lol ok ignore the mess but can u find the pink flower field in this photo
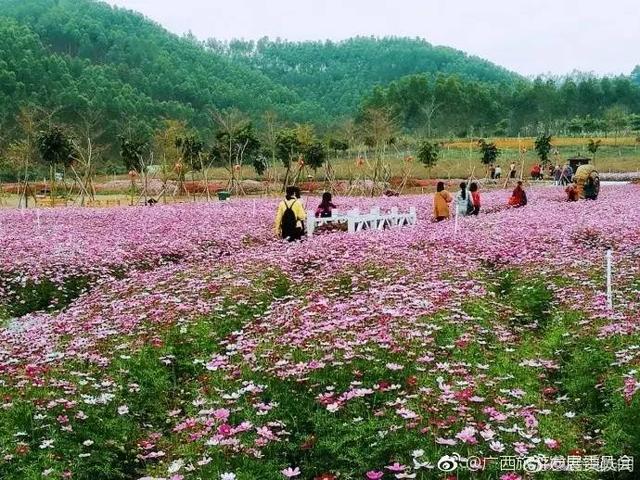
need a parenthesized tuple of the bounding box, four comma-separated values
(1, 185, 639, 479)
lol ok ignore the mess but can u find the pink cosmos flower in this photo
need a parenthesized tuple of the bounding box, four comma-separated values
(489, 440, 505, 452)
(544, 438, 560, 449)
(623, 376, 640, 404)
(281, 467, 301, 478)
(435, 437, 457, 446)
(385, 462, 406, 472)
(500, 474, 522, 480)
(365, 471, 384, 480)
(455, 426, 478, 444)
(213, 408, 230, 421)
(513, 442, 529, 455)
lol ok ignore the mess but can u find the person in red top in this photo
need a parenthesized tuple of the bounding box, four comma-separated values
(565, 184, 579, 202)
(469, 182, 481, 215)
(530, 164, 542, 180)
(508, 181, 528, 207)
(315, 192, 337, 218)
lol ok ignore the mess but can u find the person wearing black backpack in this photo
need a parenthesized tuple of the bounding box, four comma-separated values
(274, 186, 307, 241)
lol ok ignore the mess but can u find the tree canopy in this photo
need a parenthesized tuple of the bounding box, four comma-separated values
(0, 0, 640, 176)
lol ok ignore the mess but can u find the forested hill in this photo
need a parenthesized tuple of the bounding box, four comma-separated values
(208, 37, 522, 117)
(0, 0, 303, 137)
(1, 0, 640, 157)
(0, 0, 519, 137)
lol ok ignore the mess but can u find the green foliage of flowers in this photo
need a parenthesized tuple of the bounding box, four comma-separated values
(3, 275, 92, 318)
(489, 268, 554, 327)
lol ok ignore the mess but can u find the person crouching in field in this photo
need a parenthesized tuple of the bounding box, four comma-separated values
(469, 182, 481, 215)
(433, 181, 453, 221)
(508, 181, 528, 207)
(565, 184, 579, 202)
(275, 186, 307, 241)
(315, 192, 336, 218)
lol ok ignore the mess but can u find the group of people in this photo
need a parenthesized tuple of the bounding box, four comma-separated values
(530, 163, 574, 185)
(488, 163, 518, 180)
(433, 180, 527, 222)
(274, 186, 338, 241)
(433, 181, 479, 221)
(275, 166, 590, 241)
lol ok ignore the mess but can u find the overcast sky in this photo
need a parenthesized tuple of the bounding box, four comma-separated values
(105, 0, 639, 77)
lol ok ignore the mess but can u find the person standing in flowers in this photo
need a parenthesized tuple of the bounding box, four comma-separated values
(315, 192, 336, 218)
(433, 181, 453, 221)
(509, 162, 517, 179)
(455, 182, 473, 217)
(469, 182, 481, 215)
(553, 165, 562, 186)
(561, 163, 573, 186)
(275, 186, 307, 241)
(508, 181, 528, 207)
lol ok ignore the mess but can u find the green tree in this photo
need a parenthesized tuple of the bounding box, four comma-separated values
(275, 128, 302, 188)
(119, 136, 148, 173)
(211, 112, 261, 194)
(37, 125, 74, 202)
(494, 119, 508, 137)
(328, 137, 349, 157)
(604, 106, 628, 145)
(304, 141, 327, 172)
(176, 135, 206, 172)
(567, 117, 584, 135)
(587, 139, 602, 165)
(252, 154, 268, 176)
(478, 139, 500, 165)
(360, 107, 397, 193)
(534, 134, 553, 166)
(417, 140, 439, 178)
(631, 65, 640, 85)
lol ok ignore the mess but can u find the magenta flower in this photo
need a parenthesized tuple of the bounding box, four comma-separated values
(500, 474, 522, 480)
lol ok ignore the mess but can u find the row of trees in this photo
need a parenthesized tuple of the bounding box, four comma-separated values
(415, 133, 608, 179)
(2, 0, 640, 158)
(0, 101, 623, 206)
(364, 74, 640, 138)
(2, 106, 339, 202)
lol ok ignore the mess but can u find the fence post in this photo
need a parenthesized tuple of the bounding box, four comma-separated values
(348, 215, 355, 234)
(606, 248, 613, 310)
(307, 214, 315, 236)
(454, 205, 459, 236)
